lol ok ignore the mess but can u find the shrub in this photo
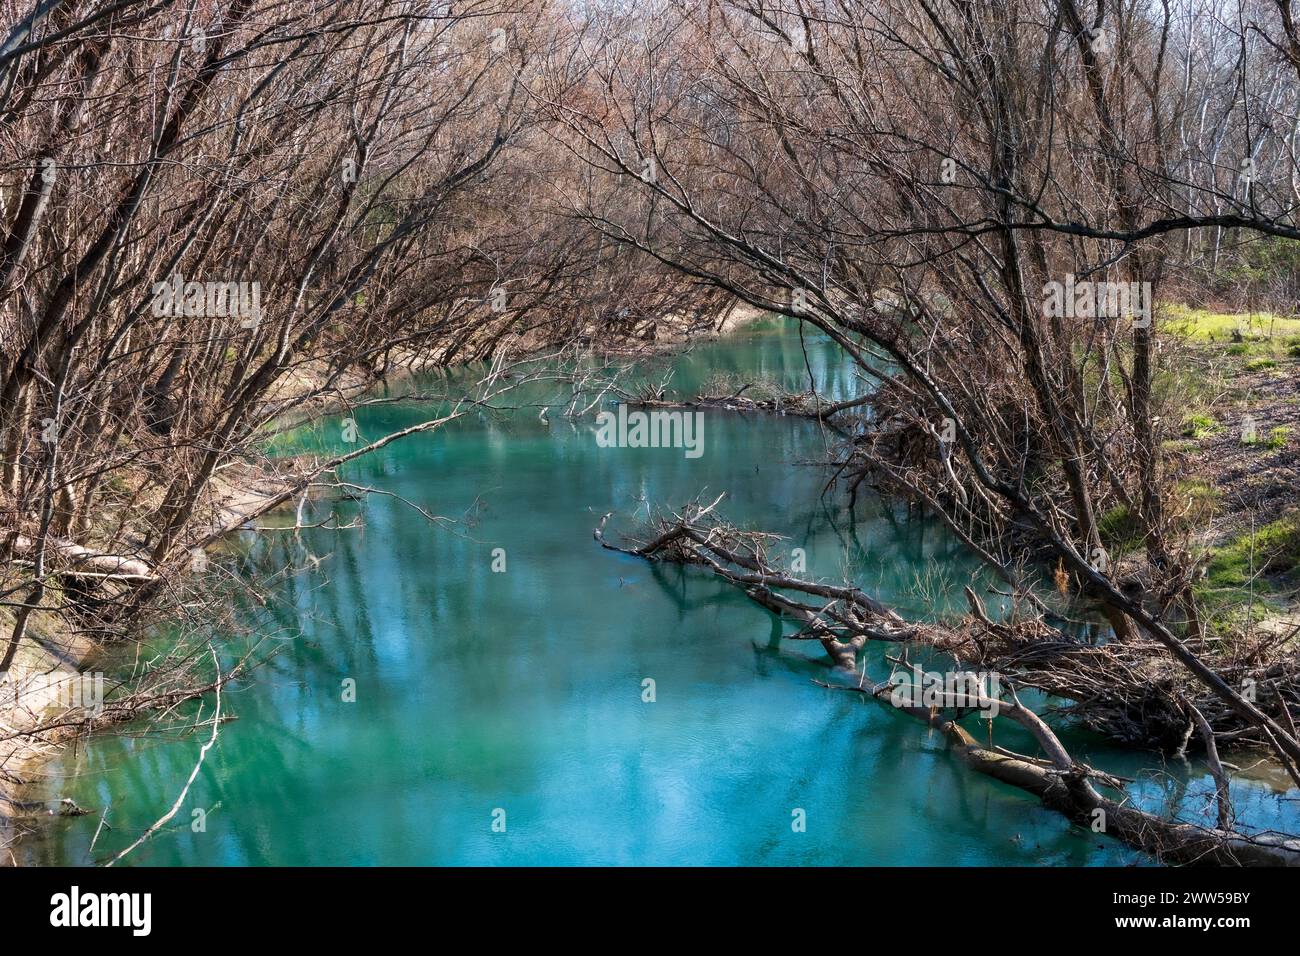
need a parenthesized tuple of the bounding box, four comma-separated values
(1265, 426, 1292, 450)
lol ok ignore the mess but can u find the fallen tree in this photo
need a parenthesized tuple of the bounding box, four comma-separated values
(5, 533, 153, 582)
(595, 498, 1300, 866)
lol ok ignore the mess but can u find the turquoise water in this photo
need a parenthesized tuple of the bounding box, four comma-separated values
(20, 319, 1299, 865)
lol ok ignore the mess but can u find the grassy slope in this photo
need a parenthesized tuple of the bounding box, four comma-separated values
(1161, 304, 1300, 633)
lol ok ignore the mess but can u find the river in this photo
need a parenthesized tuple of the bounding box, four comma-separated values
(19, 318, 1298, 865)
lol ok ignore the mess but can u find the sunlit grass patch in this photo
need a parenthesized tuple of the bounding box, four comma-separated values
(1163, 304, 1300, 340)
(1264, 426, 1293, 450)
(1172, 479, 1219, 526)
(1239, 423, 1292, 448)
(1181, 413, 1220, 438)
(1200, 514, 1300, 593)
(1195, 516, 1300, 639)
(1244, 357, 1279, 372)
(1163, 305, 1300, 366)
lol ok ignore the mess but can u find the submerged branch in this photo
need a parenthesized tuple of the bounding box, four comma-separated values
(594, 499, 1300, 866)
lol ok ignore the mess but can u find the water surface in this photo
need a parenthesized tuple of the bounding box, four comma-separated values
(21, 319, 1297, 865)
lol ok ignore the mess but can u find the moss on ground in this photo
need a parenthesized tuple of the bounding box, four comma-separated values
(1181, 413, 1220, 438)
(1199, 514, 1300, 592)
(1191, 514, 1300, 637)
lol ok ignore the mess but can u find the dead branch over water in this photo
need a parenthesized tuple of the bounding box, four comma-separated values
(595, 500, 1300, 865)
(559, 0, 1300, 795)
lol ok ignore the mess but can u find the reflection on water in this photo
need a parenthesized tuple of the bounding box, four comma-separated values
(20, 319, 1298, 865)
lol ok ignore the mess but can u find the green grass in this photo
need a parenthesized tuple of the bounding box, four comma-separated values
(1240, 423, 1292, 448)
(1200, 515, 1300, 592)
(1243, 357, 1279, 372)
(1195, 514, 1300, 637)
(1163, 304, 1300, 340)
(1164, 305, 1300, 363)
(1181, 413, 1220, 438)
(1097, 504, 1144, 556)
(1174, 479, 1220, 524)
(1265, 426, 1293, 450)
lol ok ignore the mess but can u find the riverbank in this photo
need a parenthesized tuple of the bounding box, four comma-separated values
(13, 309, 1300, 866)
(0, 464, 292, 860)
(7, 317, 1159, 866)
(1161, 306, 1300, 640)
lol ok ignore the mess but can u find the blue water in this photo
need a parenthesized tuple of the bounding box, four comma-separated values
(20, 318, 1299, 865)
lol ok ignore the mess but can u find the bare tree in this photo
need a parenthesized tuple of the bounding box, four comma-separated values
(553, 0, 1300, 792)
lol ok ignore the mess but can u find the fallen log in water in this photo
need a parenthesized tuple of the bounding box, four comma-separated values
(834, 673, 1300, 866)
(594, 499, 1300, 866)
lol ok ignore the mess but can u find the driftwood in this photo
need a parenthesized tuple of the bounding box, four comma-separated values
(6, 532, 154, 581)
(626, 387, 870, 422)
(837, 673, 1300, 866)
(594, 498, 1300, 866)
